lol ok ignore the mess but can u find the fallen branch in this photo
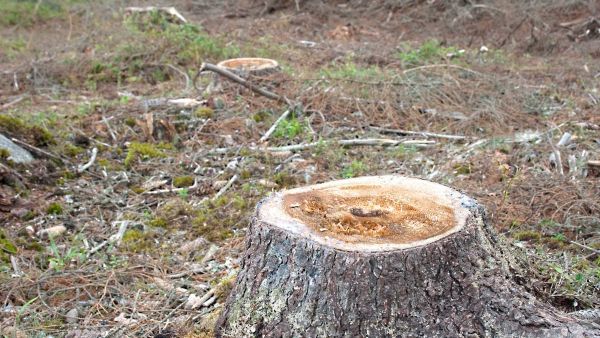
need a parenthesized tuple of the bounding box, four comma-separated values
(588, 160, 600, 167)
(213, 174, 238, 200)
(370, 126, 469, 141)
(259, 110, 290, 143)
(77, 147, 98, 173)
(166, 64, 192, 91)
(87, 220, 130, 257)
(403, 64, 481, 76)
(101, 115, 117, 143)
(210, 138, 435, 154)
(143, 178, 200, 195)
(1, 95, 27, 110)
(198, 62, 290, 105)
(10, 137, 64, 162)
(566, 239, 600, 256)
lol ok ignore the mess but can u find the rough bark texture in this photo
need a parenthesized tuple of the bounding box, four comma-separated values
(215, 179, 600, 337)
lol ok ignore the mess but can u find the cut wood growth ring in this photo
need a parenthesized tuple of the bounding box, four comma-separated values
(216, 175, 600, 337)
(216, 57, 280, 75)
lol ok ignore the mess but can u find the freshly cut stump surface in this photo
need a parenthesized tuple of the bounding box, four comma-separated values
(211, 57, 280, 93)
(216, 176, 600, 337)
(216, 57, 280, 75)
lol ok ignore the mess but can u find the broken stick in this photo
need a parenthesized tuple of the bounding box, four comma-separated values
(198, 63, 291, 105)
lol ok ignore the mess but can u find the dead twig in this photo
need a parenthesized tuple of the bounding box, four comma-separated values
(213, 174, 238, 200)
(101, 115, 118, 143)
(1, 95, 27, 110)
(370, 126, 469, 141)
(143, 178, 200, 195)
(566, 239, 600, 256)
(587, 160, 600, 168)
(403, 64, 481, 76)
(211, 138, 435, 154)
(10, 137, 65, 162)
(259, 110, 291, 143)
(77, 147, 98, 173)
(198, 62, 291, 105)
(87, 220, 130, 257)
(166, 64, 192, 92)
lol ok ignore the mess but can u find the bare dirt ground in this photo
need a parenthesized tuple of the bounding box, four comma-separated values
(0, 0, 599, 336)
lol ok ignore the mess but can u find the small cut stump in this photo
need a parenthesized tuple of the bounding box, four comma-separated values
(209, 57, 280, 93)
(216, 176, 600, 337)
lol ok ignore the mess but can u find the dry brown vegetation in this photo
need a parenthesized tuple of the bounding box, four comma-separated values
(0, 0, 599, 336)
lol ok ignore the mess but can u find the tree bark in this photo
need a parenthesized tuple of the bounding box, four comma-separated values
(215, 176, 600, 337)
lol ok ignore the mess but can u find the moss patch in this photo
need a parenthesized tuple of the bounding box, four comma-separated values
(0, 230, 17, 263)
(121, 229, 155, 253)
(513, 231, 542, 242)
(0, 115, 55, 146)
(173, 175, 194, 188)
(124, 142, 166, 168)
(46, 202, 63, 215)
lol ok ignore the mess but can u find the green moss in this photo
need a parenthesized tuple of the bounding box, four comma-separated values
(543, 237, 567, 249)
(124, 142, 166, 168)
(0, 230, 17, 257)
(397, 39, 460, 67)
(63, 144, 84, 157)
(240, 169, 252, 180)
(62, 170, 76, 180)
(453, 162, 472, 175)
(148, 217, 168, 228)
(273, 172, 296, 187)
(16, 237, 43, 251)
(31, 126, 55, 146)
(0, 115, 55, 146)
(273, 115, 305, 140)
(215, 273, 237, 299)
(192, 208, 233, 242)
(21, 210, 36, 221)
(0, 0, 70, 27)
(0, 148, 10, 159)
(232, 196, 246, 210)
(130, 186, 145, 194)
(513, 231, 541, 242)
(156, 199, 193, 220)
(341, 160, 366, 179)
(194, 107, 214, 119)
(252, 111, 271, 123)
(121, 229, 154, 253)
(173, 175, 194, 188)
(46, 202, 63, 215)
(124, 117, 137, 127)
(213, 196, 229, 207)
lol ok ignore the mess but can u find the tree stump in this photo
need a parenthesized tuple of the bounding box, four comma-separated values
(208, 57, 280, 93)
(216, 176, 600, 337)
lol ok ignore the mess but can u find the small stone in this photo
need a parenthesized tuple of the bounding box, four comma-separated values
(0, 133, 34, 163)
(212, 180, 227, 190)
(258, 179, 277, 188)
(65, 308, 79, 324)
(37, 225, 67, 239)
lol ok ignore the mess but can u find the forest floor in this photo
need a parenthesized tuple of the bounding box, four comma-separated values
(0, 0, 599, 337)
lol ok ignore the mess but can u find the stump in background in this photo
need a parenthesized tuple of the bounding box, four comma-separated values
(216, 176, 600, 337)
(209, 57, 280, 93)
